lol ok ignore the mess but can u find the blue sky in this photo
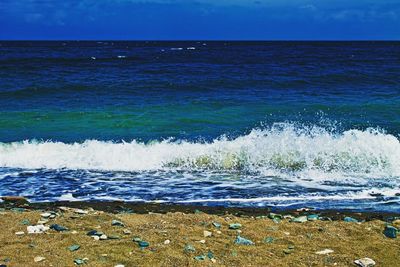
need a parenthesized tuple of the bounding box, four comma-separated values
(1, 0, 399, 40)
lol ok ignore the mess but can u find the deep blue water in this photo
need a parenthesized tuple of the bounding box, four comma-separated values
(0, 41, 399, 211)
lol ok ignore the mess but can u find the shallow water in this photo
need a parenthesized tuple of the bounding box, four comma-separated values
(0, 41, 399, 211)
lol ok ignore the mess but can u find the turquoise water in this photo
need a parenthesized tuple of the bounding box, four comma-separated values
(0, 41, 399, 211)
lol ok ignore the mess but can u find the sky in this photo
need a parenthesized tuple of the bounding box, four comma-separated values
(0, 0, 399, 40)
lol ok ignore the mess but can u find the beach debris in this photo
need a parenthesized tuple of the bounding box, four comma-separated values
(184, 244, 196, 253)
(203, 230, 212, 237)
(291, 216, 307, 223)
(354, 257, 376, 267)
(229, 223, 242, 230)
(194, 255, 206, 261)
(234, 236, 254, 245)
(27, 225, 49, 234)
(383, 225, 397, 238)
(68, 245, 80, 252)
(307, 214, 319, 221)
(34, 256, 45, 262)
(50, 224, 68, 232)
(315, 249, 334, 255)
(212, 222, 221, 228)
(111, 220, 124, 227)
(343, 217, 358, 223)
(74, 258, 88, 265)
(264, 237, 274, 243)
(164, 239, 170, 245)
(123, 229, 132, 235)
(15, 231, 25, 236)
(74, 209, 88, 215)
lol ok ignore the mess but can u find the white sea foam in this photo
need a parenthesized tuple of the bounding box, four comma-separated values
(1, 124, 400, 181)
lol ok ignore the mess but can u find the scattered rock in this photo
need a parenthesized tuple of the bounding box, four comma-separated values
(343, 217, 358, 223)
(114, 265, 125, 267)
(74, 258, 88, 265)
(307, 214, 319, 221)
(229, 223, 242, 230)
(108, 235, 120, 240)
(383, 225, 397, 238)
(212, 222, 221, 228)
(184, 244, 196, 253)
(27, 225, 49, 234)
(111, 220, 124, 227)
(198, 240, 206, 244)
(164, 240, 170, 245)
(123, 229, 132, 235)
(136, 240, 149, 248)
(268, 213, 283, 219)
(50, 224, 68, 232)
(99, 234, 108, 240)
(34, 256, 45, 262)
(291, 216, 307, 223)
(194, 255, 206, 261)
(21, 219, 30, 225)
(87, 230, 103, 236)
(234, 236, 254, 245)
(74, 209, 88, 215)
(264, 237, 274, 243)
(15, 231, 25, 236)
(68, 245, 80, 252)
(315, 249, 334, 255)
(132, 237, 142, 242)
(93, 235, 100, 241)
(354, 257, 376, 267)
(40, 212, 52, 218)
(203, 230, 212, 237)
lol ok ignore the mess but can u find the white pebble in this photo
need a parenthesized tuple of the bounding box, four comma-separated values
(34, 256, 45, 262)
(164, 239, 171, 245)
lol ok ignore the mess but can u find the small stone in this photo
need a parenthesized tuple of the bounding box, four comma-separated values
(164, 240, 170, 245)
(138, 241, 149, 248)
(108, 235, 120, 240)
(40, 212, 52, 218)
(58, 206, 70, 211)
(74, 258, 88, 265)
(264, 237, 274, 243)
(27, 225, 49, 234)
(87, 230, 102, 236)
(111, 220, 124, 227)
(99, 234, 108, 240)
(123, 229, 132, 235)
(68, 245, 80, 252)
(283, 249, 292, 254)
(74, 209, 88, 215)
(212, 222, 221, 228)
(284, 232, 290, 236)
(184, 244, 196, 253)
(21, 219, 30, 225)
(132, 237, 142, 242)
(234, 236, 254, 245)
(71, 230, 78, 234)
(15, 231, 25, 236)
(211, 258, 217, 263)
(203, 230, 212, 237)
(307, 214, 319, 221)
(207, 251, 214, 259)
(34, 256, 45, 262)
(93, 236, 100, 241)
(272, 218, 281, 224)
(194, 255, 206, 261)
(291, 216, 307, 223)
(216, 230, 222, 234)
(50, 224, 68, 232)
(198, 240, 206, 244)
(343, 217, 358, 223)
(383, 225, 397, 238)
(315, 249, 334, 255)
(114, 265, 125, 267)
(354, 257, 376, 267)
(229, 223, 242, 230)
(268, 213, 282, 219)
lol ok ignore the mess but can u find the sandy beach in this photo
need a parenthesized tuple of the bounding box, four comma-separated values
(0, 200, 399, 267)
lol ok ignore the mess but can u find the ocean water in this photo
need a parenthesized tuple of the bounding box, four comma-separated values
(0, 41, 399, 212)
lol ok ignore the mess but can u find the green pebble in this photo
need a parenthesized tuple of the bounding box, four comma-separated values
(194, 255, 206, 261)
(68, 245, 80, 252)
(229, 223, 242, 230)
(264, 237, 274, 243)
(184, 244, 196, 253)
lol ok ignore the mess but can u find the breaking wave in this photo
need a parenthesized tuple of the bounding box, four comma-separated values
(1, 123, 400, 180)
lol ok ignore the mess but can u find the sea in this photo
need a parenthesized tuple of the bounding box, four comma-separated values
(0, 41, 399, 212)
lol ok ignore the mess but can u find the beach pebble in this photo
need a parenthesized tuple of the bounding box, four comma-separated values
(40, 212, 52, 218)
(50, 224, 68, 232)
(216, 230, 222, 234)
(291, 216, 307, 223)
(71, 230, 78, 234)
(99, 234, 108, 240)
(37, 219, 49, 224)
(111, 220, 124, 227)
(184, 244, 196, 253)
(203, 230, 212, 237)
(15, 231, 25, 236)
(123, 229, 132, 235)
(383, 225, 397, 238)
(307, 214, 319, 221)
(74, 258, 88, 265)
(164, 240, 170, 245)
(74, 209, 88, 215)
(212, 222, 221, 228)
(138, 241, 149, 248)
(34, 256, 45, 262)
(27, 225, 49, 234)
(343, 216, 358, 223)
(198, 240, 206, 244)
(194, 255, 206, 261)
(315, 249, 334, 255)
(68, 244, 80, 252)
(93, 236, 100, 241)
(234, 236, 254, 245)
(354, 258, 376, 267)
(114, 265, 125, 267)
(229, 223, 242, 230)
